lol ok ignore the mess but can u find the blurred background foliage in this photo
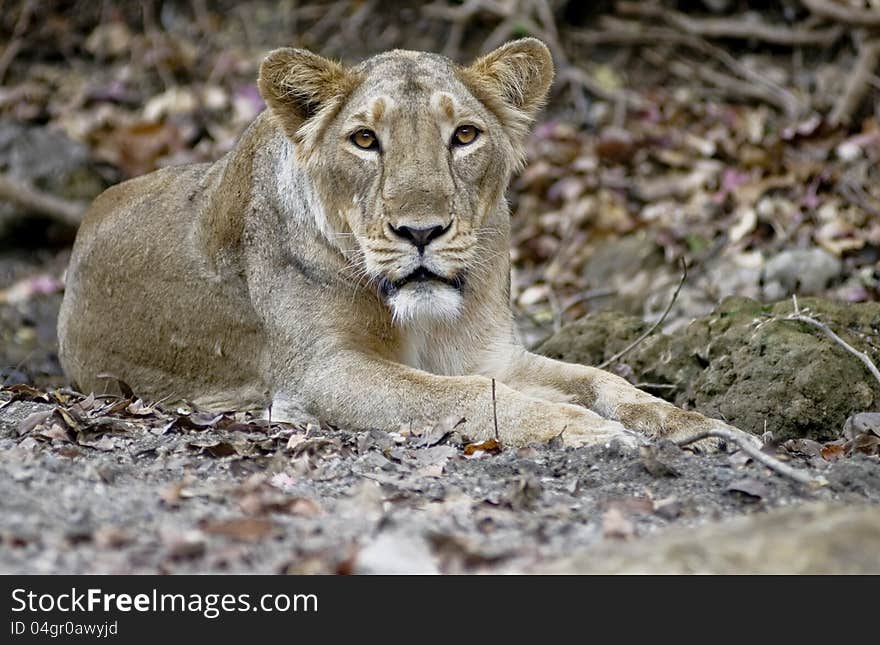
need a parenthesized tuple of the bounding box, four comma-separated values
(0, 0, 879, 384)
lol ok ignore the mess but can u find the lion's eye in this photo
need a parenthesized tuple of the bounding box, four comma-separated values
(452, 125, 479, 146)
(351, 129, 379, 151)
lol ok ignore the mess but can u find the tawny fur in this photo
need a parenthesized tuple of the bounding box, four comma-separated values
(58, 39, 734, 448)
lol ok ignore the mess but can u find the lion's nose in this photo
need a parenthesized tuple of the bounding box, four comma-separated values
(389, 223, 449, 250)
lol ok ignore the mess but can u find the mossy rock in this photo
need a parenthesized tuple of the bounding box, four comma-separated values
(537, 297, 880, 440)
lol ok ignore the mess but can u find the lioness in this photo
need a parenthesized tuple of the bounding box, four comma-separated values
(58, 39, 733, 448)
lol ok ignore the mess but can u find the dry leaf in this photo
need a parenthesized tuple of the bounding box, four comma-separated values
(70, 393, 97, 416)
(463, 438, 502, 456)
(726, 477, 769, 500)
(187, 440, 237, 458)
(77, 434, 116, 451)
(200, 518, 277, 542)
(17, 410, 53, 435)
(53, 406, 82, 430)
(101, 398, 136, 416)
(125, 399, 156, 416)
(820, 443, 846, 461)
(1, 384, 50, 403)
(849, 433, 880, 456)
(37, 423, 71, 442)
(181, 411, 227, 428)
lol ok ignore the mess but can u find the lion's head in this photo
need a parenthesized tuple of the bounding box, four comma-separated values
(258, 39, 553, 325)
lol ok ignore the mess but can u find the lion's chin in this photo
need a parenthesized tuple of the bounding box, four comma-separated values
(387, 282, 463, 326)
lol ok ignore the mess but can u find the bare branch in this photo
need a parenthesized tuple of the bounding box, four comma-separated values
(558, 66, 647, 109)
(0, 173, 86, 226)
(677, 426, 828, 487)
(491, 378, 499, 441)
(801, 0, 880, 27)
(829, 37, 880, 127)
(421, 0, 513, 23)
(575, 17, 807, 118)
(616, 1, 844, 47)
(661, 52, 800, 116)
(0, 0, 36, 84)
(598, 259, 687, 370)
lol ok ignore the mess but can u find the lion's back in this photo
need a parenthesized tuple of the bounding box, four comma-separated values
(58, 160, 268, 408)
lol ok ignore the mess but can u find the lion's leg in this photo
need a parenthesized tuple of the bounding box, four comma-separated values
(279, 350, 641, 449)
(483, 347, 734, 445)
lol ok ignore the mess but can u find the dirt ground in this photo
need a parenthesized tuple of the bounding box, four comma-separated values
(1, 277, 879, 574)
(2, 385, 879, 574)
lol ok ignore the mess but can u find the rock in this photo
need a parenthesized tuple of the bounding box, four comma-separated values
(762, 248, 842, 300)
(843, 413, 880, 439)
(531, 503, 880, 574)
(702, 251, 763, 302)
(537, 296, 880, 440)
(579, 232, 666, 315)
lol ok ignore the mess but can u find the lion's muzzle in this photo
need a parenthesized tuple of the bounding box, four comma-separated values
(379, 266, 465, 297)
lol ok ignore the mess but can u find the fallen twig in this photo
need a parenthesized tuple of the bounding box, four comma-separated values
(141, 1, 176, 89)
(577, 17, 806, 118)
(422, 0, 514, 58)
(422, 0, 512, 23)
(801, 0, 880, 27)
(645, 45, 804, 117)
(837, 175, 880, 219)
(424, 0, 645, 116)
(560, 287, 618, 315)
(829, 36, 880, 127)
(491, 378, 499, 441)
(676, 426, 828, 487)
(0, 173, 86, 226)
(0, 0, 36, 84)
(634, 382, 677, 391)
(672, 56, 788, 112)
(558, 65, 647, 110)
(598, 259, 687, 369)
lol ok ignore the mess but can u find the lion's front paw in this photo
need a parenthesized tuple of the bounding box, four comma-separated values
(536, 404, 647, 449)
(504, 401, 645, 450)
(560, 418, 644, 450)
(615, 402, 742, 453)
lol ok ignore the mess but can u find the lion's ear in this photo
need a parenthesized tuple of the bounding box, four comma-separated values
(460, 38, 554, 140)
(258, 48, 356, 140)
